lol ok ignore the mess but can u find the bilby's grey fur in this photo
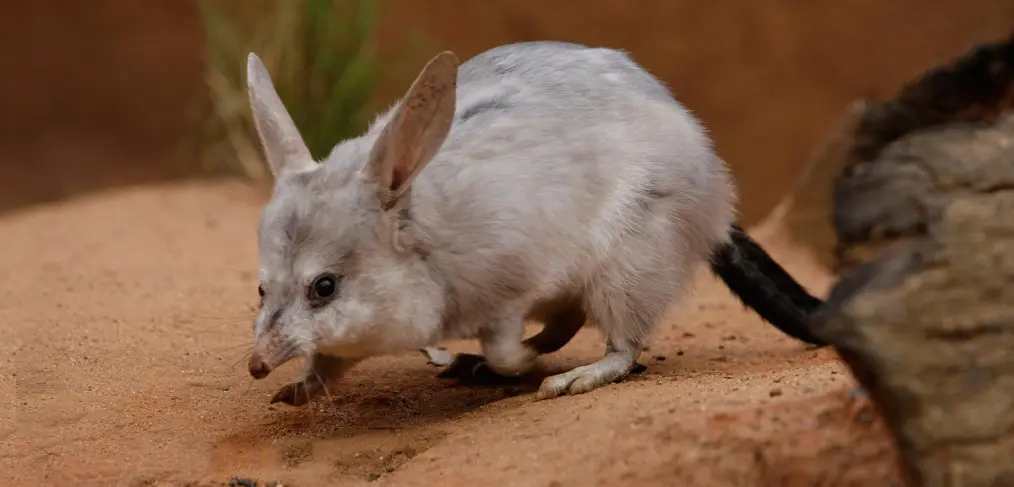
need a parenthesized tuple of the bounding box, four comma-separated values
(245, 41, 811, 405)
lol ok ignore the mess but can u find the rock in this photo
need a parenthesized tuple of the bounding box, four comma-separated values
(813, 32, 1014, 487)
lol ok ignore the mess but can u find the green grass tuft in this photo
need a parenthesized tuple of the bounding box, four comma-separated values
(191, 0, 392, 182)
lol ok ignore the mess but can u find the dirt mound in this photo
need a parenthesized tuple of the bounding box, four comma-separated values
(4, 180, 897, 486)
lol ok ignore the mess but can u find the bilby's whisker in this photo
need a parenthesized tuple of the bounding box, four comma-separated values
(313, 368, 333, 403)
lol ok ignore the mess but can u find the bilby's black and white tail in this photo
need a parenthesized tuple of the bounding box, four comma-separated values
(709, 224, 827, 346)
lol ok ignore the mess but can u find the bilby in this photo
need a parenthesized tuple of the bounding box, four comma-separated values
(244, 41, 825, 406)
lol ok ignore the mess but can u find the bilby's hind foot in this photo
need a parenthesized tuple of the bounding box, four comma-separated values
(535, 340, 641, 400)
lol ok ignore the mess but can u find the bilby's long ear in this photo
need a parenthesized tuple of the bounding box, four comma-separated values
(365, 51, 458, 209)
(247, 53, 315, 178)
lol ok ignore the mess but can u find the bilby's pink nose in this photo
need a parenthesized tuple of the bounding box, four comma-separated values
(248, 353, 272, 379)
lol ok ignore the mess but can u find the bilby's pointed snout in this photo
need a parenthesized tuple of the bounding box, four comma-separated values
(248, 353, 272, 379)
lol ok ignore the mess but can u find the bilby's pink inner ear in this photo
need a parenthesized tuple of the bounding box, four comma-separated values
(247, 52, 315, 178)
(366, 51, 459, 207)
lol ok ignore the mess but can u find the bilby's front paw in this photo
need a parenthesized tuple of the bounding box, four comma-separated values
(269, 377, 328, 407)
(266, 353, 356, 407)
(270, 382, 310, 406)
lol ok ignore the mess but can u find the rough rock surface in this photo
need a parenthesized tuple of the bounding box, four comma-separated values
(815, 32, 1014, 487)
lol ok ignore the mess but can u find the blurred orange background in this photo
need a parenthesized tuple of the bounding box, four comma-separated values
(2, 0, 1012, 222)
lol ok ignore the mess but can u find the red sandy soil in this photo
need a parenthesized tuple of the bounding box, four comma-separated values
(4, 180, 903, 486)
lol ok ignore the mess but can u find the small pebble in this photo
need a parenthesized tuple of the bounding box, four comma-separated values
(769, 388, 783, 397)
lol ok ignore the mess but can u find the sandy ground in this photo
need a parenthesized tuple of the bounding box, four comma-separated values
(3, 180, 903, 486)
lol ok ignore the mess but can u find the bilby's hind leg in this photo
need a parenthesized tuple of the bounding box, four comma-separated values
(481, 313, 538, 376)
(481, 303, 586, 376)
(536, 266, 678, 400)
(439, 301, 586, 382)
(439, 311, 535, 382)
(523, 304, 586, 354)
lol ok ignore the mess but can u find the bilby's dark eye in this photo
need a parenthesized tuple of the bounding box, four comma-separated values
(309, 274, 339, 303)
(257, 285, 265, 298)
